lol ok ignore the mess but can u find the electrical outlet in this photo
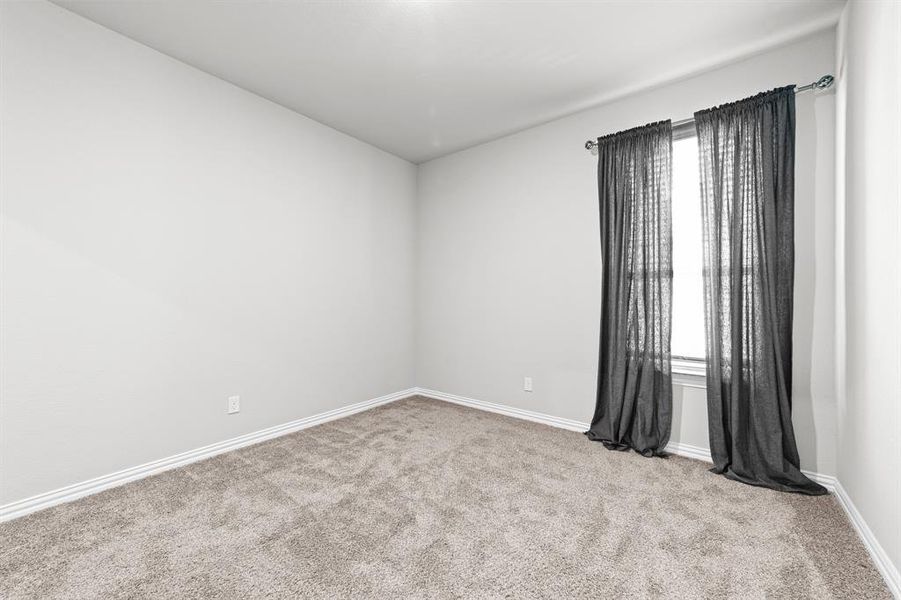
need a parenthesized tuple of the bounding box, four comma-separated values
(228, 395, 240, 414)
(524, 377, 533, 392)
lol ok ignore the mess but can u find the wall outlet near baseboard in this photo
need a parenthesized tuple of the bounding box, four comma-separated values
(523, 377, 533, 392)
(227, 396, 240, 414)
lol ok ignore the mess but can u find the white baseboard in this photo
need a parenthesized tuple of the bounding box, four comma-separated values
(832, 481, 901, 598)
(415, 387, 590, 432)
(659, 440, 838, 492)
(0, 388, 418, 523)
(802, 470, 839, 492)
(415, 387, 836, 489)
(664, 440, 714, 463)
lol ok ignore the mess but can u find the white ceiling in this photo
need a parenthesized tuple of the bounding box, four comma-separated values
(53, 0, 844, 163)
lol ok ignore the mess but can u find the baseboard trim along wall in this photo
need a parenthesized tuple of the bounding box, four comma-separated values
(2, 386, 895, 597)
(655, 441, 837, 492)
(832, 481, 901, 598)
(413, 387, 836, 490)
(0, 388, 418, 523)
(418, 388, 589, 433)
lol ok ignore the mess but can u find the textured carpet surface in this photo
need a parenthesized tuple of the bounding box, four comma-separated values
(0, 397, 890, 599)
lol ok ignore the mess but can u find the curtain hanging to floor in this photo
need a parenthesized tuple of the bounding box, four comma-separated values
(586, 120, 673, 457)
(694, 87, 826, 495)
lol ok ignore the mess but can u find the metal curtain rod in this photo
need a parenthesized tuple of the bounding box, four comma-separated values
(584, 74, 834, 152)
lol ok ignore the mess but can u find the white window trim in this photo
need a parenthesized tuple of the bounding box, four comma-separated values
(671, 134, 706, 376)
(672, 357, 706, 389)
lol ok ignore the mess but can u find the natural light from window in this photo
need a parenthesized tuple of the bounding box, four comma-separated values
(671, 135, 706, 361)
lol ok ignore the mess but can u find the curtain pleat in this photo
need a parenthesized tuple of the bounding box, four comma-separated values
(586, 120, 673, 457)
(695, 87, 826, 495)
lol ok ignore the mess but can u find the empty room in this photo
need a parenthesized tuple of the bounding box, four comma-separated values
(1, 0, 899, 598)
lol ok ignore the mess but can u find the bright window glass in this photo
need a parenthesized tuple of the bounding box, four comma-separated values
(671, 135, 706, 360)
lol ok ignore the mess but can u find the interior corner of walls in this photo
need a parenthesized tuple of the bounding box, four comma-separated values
(413, 33, 839, 485)
(0, 388, 420, 521)
(833, 481, 901, 597)
(0, 1, 422, 506)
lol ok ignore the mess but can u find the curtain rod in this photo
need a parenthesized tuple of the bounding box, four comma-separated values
(584, 74, 834, 152)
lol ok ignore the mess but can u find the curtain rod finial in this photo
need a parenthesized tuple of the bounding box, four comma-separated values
(815, 75, 834, 89)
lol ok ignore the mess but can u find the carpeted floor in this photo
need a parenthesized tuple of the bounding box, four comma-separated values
(0, 396, 890, 599)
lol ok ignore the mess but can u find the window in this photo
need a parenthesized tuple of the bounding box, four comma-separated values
(671, 133, 706, 368)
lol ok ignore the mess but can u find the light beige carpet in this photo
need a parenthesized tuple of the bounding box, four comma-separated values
(0, 396, 890, 599)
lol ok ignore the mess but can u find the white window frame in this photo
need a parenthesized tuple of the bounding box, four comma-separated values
(672, 356, 706, 388)
(670, 120, 706, 389)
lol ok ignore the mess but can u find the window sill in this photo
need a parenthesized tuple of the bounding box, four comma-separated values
(672, 358, 706, 389)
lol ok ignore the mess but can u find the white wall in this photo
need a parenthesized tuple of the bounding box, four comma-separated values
(0, 1, 417, 505)
(417, 31, 838, 475)
(835, 0, 901, 581)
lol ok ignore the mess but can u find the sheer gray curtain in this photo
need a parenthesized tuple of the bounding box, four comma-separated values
(695, 87, 826, 495)
(586, 121, 673, 457)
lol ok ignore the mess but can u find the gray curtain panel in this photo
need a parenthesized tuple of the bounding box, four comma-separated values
(694, 87, 826, 495)
(586, 120, 673, 457)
